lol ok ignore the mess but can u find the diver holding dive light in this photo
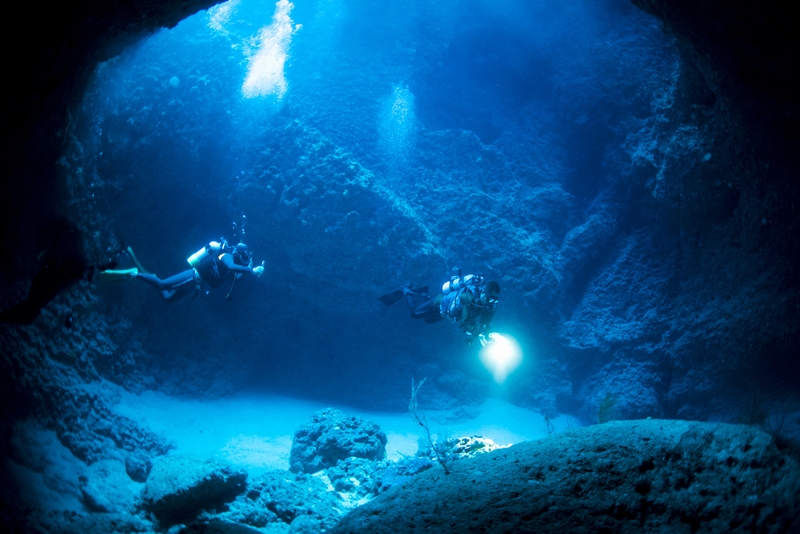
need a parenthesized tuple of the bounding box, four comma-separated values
(97, 238, 264, 302)
(379, 271, 500, 346)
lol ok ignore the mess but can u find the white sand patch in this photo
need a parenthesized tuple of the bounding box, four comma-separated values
(220, 434, 293, 473)
(383, 432, 419, 461)
(114, 388, 581, 476)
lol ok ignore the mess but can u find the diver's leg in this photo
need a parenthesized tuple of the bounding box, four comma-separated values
(409, 297, 437, 320)
(160, 285, 194, 303)
(125, 247, 149, 273)
(403, 285, 417, 311)
(135, 272, 166, 289)
(415, 294, 445, 324)
(136, 269, 195, 301)
(135, 270, 192, 289)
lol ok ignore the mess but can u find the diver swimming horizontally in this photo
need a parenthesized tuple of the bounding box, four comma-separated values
(379, 272, 500, 345)
(97, 238, 264, 302)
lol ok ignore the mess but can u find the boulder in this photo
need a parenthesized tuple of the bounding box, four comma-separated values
(332, 420, 800, 533)
(289, 409, 387, 474)
(142, 455, 247, 526)
(125, 450, 153, 483)
(80, 459, 140, 513)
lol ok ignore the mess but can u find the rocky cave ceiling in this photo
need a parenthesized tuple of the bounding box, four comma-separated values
(1, 0, 798, 284)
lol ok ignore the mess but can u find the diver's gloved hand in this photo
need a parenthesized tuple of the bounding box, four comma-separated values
(252, 265, 265, 277)
(478, 333, 497, 347)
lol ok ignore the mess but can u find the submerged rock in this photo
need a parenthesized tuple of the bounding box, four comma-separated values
(327, 457, 380, 496)
(179, 519, 269, 534)
(125, 451, 154, 483)
(332, 420, 800, 533)
(219, 470, 342, 531)
(37, 512, 155, 534)
(289, 409, 387, 474)
(142, 455, 247, 526)
(6, 420, 88, 511)
(369, 457, 435, 496)
(80, 459, 141, 514)
(326, 435, 502, 500)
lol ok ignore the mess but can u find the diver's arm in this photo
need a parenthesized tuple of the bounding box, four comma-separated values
(475, 313, 493, 336)
(220, 254, 264, 276)
(219, 254, 252, 273)
(459, 292, 472, 328)
(459, 292, 480, 343)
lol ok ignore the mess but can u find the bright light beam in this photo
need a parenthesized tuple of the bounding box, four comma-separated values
(242, 0, 298, 100)
(479, 333, 522, 384)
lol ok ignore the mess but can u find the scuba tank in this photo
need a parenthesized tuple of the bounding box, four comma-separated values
(187, 239, 227, 269)
(187, 239, 231, 295)
(442, 273, 482, 294)
(440, 271, 489, 322)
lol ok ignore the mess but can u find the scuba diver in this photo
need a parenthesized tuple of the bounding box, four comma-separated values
(98, 238, 264, 302)
(379, 272, 500, 345)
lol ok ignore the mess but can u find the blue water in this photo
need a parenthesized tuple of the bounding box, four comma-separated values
(69, 0, 679, 416)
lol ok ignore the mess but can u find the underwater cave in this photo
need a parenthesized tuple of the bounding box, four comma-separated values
(1, 0, 799, 532)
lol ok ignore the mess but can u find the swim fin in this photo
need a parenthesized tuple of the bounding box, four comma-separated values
(126, 246, 149, 274)
(95, 268, 138, 284)
(378, 284, 428, 307)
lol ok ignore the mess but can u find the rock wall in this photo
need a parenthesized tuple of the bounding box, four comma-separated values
(545, 46, 800, 421)
(0, 0, 220, 279)
(332, 420, 800, 533)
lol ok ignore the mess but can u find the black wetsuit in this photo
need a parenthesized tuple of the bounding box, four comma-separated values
(137, 253, 253, 302)
(405, 290, 444, 324)
(406, 285, 496, 335)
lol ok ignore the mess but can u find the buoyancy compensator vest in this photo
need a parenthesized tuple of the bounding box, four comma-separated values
(187, 239, 232, 288)
(439, 273, 485, 322)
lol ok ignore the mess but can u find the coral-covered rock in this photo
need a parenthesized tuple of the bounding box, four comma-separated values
(332, 420, 800, 533)
(370, 457, 435, 496)
(125, 450, 153, 483)
(289, 409, 387, 474)
(440, 436, 508, 461)
(327, 457, 380, 496)
(223, 470, 342, 531)
(142, 455, 247, 526)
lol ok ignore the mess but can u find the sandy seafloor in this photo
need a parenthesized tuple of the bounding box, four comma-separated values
(115, 389, 581, 477)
